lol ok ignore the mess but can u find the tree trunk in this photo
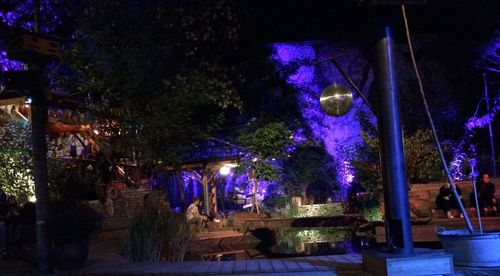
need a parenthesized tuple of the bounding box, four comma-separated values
(250, 177, 259, 213)
(213, 185, 218, 218)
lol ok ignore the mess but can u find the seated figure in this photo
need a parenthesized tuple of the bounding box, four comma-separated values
(436, 182, 463, 219)
(186, 197, 208, 231)
(470, 173, 497, 216)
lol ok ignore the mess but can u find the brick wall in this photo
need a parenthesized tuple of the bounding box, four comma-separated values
(86, 188, 169, 231)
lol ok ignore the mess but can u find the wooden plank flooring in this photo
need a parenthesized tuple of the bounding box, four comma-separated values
(79, 253, 364, 275)
(74, 252, 500, 275)
(376, 216, 500, 243)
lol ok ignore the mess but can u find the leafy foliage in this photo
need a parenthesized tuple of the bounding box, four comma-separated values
(235, 121, 291, 212)
(54, 0, 244, 166)
(282, 144, 337, 198)
(0, 120, 97, 200)
(0, 121, 34, 197)
(352, 115, 444, 201)
(47, 160, 99, 201)
(237, 122, 291, 181)
(404, 129, 443, 183)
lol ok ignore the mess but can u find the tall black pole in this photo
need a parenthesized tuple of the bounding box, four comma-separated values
(483, 73, 497, 177)
(373, 7, 413, 255)
(31, 86, 51, 273)
(32, 0, 52, 272)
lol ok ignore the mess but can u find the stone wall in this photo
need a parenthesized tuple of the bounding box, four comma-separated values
(297, 203, 345, 217)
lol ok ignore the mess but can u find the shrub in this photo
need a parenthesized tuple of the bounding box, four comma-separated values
(122, 196, 192, 262)
(49, 201, 103, 245)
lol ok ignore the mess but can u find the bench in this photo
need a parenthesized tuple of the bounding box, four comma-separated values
(409, 179, 500, 219)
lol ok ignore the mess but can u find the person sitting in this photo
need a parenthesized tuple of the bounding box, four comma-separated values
(451, 183, 464, 218)
(436, 181, 462, 219)
(471, 173, 497, 216)
(186, 197, 208, 231)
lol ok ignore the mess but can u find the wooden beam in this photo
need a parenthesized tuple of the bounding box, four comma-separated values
(0, 96, 25, 106)
(165, 158, 238, 171)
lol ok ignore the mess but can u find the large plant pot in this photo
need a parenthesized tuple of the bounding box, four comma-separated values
(437, 229, 500, 267)
(53, 239, 90, 271)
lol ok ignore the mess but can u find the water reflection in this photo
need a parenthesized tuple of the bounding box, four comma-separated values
(270, 228, 370, 256)
(185, 227, 373, 261)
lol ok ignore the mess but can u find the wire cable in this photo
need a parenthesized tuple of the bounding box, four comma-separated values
(401, 5, 474, 234)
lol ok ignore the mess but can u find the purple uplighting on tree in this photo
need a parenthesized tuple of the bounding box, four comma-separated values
(0, 51, 24, 71)
(271, 42, 373, 200)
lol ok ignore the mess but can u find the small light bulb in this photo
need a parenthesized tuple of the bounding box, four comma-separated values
(219, 165, 231, 176)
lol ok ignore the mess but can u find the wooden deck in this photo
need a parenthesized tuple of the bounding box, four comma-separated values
(376, 216, 500, 243)
(196, 230, 245, 241)
(78, 253, 368, 275)
(192, 229, 261, 251)
(75, 252, 500, 275)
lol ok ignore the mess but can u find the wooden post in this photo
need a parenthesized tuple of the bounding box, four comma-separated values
(202, 167, 210, 215)
(175, 171, 186, 211)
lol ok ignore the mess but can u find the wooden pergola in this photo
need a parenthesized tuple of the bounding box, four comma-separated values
(166, 157, 238, 216)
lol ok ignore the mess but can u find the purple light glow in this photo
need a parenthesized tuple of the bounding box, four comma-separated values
(0, 51, 25, 71)
(288, 66, 315, 85)
(449, 139, 478, 181)
(272, 44, 316, 65)
(0, 0, 62, 33)
(477, 31, 500, 72)
(466, 96, 499, 130)
(272, 42, 373, 201)
(221, 171, 275, 205)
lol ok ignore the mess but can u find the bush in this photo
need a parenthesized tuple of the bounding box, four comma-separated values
(49, 201, 103, 245)
(122, 196, 193, 262)
(360, 205, 383, 221)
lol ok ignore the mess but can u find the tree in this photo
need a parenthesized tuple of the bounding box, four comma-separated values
(282, 143, 338, 204)
(54, 0, 244, 172)
(352, 113, 445, 203)
(237, 121, 291, 213)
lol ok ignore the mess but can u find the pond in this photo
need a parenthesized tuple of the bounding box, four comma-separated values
(184, 228, 374, 261)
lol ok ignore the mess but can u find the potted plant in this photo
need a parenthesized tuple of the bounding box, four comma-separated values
(49, 200, 102, 270)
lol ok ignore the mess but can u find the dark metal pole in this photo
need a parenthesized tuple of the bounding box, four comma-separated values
(32, 0, 52, 272)
(483, 73, 497, 177)
(31, 87, 51, 273)
(373, 7, 413, 255)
